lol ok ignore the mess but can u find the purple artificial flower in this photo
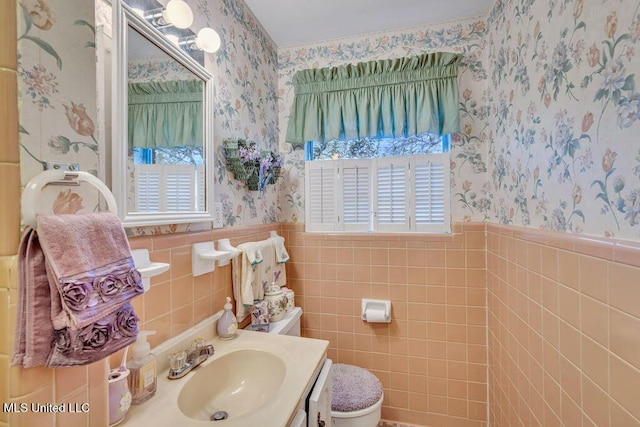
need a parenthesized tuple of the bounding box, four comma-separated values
(114, 304, 139, 338)
(95, 274, 123, 300)
(78, 322, 110, 351)
(123, 269, 144, 293)
(53, 328, 72, 353)
(60, 280, 93, 311)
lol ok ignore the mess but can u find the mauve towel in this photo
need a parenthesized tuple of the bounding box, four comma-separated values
(12, 212, 142, 368)
(12, 227, 53, 368)
(37, 213, 143, 329)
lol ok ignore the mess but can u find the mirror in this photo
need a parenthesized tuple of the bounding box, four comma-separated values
(112, 1, 214, 227)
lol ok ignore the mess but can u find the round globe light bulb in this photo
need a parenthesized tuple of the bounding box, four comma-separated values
(164, 0, 193, 29)
(195, 27, 221, 53)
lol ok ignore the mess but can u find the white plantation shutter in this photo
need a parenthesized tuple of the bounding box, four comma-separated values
(135, 164, 198, 212)
(305, 161, 338, 231)
(340, 159, 371, 232)
(165, 165, 195, 211)
(374, 157, 410, 232)
(412, 153, 450, 232)
(135, 165, 160, 212)
(304, 154, 450, 233)
(196, 164, 205, 211)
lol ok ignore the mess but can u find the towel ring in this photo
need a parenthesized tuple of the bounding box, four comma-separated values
(22, 170, 118, 229)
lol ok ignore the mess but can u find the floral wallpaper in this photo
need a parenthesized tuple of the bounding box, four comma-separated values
(486, 0, 640, 239)
(127, 56, 196, 83)
(203, 0, 280, 228)
(20, 0, 638, 240)
(18, 0, 280, 234)
(276, 18, 491, 224)
(18, 0, 99, 195)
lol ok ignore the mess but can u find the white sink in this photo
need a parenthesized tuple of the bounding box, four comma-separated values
(177, 349, 286, 421)
(121, 329, 328, 427)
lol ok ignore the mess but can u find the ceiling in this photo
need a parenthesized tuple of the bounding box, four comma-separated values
(243, 0, 493, 48)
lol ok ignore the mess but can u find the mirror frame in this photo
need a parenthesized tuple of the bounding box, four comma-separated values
(112, 1, 215, 227)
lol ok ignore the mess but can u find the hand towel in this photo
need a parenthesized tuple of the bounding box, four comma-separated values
(46, 302, 139, 367)
(241, 242, 264, 265)
(233, 239, 287, 321)
(12, 227, 53, 368)
(12, 212, 142, 368)
(269, 235, 290, 263)
(37, 213, 143, 329)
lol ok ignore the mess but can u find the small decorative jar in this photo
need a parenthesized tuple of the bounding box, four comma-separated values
(264, 283, 287, 322)
(250, 299, 270, 332)
(282, 287, 295, 313)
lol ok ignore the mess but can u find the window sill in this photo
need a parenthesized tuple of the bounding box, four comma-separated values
(302, 230, 455, 242)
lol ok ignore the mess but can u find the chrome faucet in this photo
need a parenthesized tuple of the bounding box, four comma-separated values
(168, 339, 215, 380)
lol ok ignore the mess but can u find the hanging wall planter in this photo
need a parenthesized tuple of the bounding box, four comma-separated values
(223, 138, 283, 191)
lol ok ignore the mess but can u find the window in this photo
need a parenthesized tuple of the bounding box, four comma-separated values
(133, 147, 205, 212)
(288, 53, 460, 234)
(304, 134, 450, 233)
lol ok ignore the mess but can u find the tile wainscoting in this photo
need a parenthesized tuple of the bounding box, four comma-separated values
(281, 222, 488, 427)
(487, 224, 640, 427)
(3, 219, 639, 427)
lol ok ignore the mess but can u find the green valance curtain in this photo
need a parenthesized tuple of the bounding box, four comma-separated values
(285, 52, 461, 144)
(128, 79, 203, 149)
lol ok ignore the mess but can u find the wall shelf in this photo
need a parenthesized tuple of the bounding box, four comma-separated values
(192, 240, 239, 277)
(131, 249, 171, 291)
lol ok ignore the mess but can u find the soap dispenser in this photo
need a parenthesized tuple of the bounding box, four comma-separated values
(126, 331, 157, 404)
(217, 297, 238, 340)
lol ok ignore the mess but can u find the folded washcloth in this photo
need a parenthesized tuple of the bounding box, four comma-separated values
(12, 212, 143, 368)
(269, 235, 290, 263)
(239, 242, 263, 265)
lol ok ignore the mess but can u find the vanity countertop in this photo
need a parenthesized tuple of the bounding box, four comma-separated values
(121, 329, 329, 427)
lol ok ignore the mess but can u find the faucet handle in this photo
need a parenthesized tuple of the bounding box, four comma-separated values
(192, 337, 206, 351)
(169, 350, 187, 371)
(203, 344, 215, 356)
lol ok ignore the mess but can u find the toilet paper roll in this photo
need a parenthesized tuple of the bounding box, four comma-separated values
(364, 308, 388, 323)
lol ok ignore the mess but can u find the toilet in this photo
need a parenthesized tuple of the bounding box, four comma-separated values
(330, 364, 383, 427)
(249, 307, 384, 427)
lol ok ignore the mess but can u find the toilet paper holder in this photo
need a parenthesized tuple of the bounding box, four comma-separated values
(361, 299, 391, 323)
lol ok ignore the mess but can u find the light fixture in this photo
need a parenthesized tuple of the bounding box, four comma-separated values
(142, 0, 193, 29)
(172, 28, 221, 54)
(163, 0, 193, 29)
(139, 0, 221, 54)
(195, 27, 221, 53)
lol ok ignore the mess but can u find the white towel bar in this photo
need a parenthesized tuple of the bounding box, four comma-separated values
(22, 170, 118, 229)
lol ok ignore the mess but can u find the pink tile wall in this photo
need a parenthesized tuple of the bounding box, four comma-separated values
(282, 223, 488, 427)
(11, 218, 638, 427)
(125, 224, 276, 350)
(4, 222, 276, 427)
(487, 224, 640, 427)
